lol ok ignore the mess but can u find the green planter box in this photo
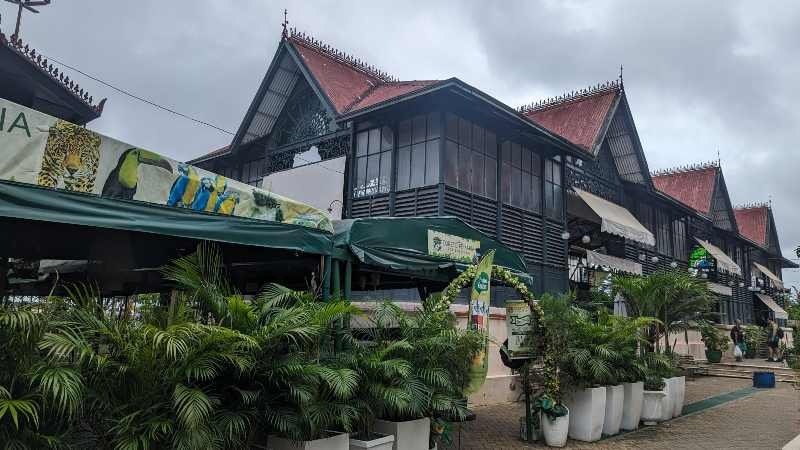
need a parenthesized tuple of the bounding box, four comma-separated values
(705, 350, 722, 363)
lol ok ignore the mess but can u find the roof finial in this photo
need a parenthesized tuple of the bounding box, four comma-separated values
(619, 64, 624, 88)
(716, 148, 721, 167)
(281, 8, 289, 39)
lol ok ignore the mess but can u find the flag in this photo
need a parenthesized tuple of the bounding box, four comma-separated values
(466, 250, 495, 394)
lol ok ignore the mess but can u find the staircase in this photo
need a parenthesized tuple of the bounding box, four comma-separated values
(696, 360, 797, 383)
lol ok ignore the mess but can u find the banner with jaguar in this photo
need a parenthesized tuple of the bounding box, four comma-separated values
(0, 98, 333, 232)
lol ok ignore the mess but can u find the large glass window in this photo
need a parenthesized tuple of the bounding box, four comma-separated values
(354, 126, 392, 197)
(544, 157, 563, 219)
(672, 218, 687, 260)
(500, 141, 540, 211)
(443, 113, 497, 199)
(396, 113, 440, 190)
(655, 210, 672, 256)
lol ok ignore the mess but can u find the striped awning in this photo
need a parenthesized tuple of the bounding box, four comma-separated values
(694, 238, 742, 276)
(586, 250, 643, 275)
(571, 188, 656, 246)
(752, 262, 784, 289)
(755, 293, 788, 320)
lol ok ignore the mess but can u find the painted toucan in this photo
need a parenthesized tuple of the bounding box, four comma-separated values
(204, 176, 227, 212)
(191, 177, 215, 211)
(102, 148, 173, 200)
(216, 192, 239, 215)
(168, 163, 200, 207)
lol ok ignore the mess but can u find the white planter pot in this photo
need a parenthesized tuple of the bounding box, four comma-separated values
(602, 384, 624, 436)
(374, 417, 430, 450)
(621, 381, 644, 431)
(660, 379, 673, 422)
(540, 407, 569, 448)
(563, 386, 606, 442)
(349, 432, 395, 450)
(641, 390, 666, 425)
(670, 376, 686, 417)
(268, 432, 349, 450)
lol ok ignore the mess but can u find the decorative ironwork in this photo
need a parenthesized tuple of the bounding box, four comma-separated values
(266, 134, 349, 175)
(566, 166, 621, 204)
(286, 28, 396, 82)
(518, 79, 622, 114)
(650, 160, 719, 177)
(268, 80, 330, 148)
(734, 201, 770, 210)
(0, 32, 105, 113)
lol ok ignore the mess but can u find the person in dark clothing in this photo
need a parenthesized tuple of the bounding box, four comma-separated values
(730, 320, 745, 361)
(766, 319, 783, 362)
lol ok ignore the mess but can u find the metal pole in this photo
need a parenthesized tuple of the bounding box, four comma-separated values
(332, 260, 341, 300)
(524, 367, 533, 443)
(344, 260, 352, 300)
(322, 255, 331, 301)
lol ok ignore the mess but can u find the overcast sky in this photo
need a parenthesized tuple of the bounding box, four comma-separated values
(3, 1, 799, 287)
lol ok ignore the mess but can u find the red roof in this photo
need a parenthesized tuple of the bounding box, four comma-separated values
(346, 80, 439, 112)
(188, 145, 230, 164)
(652, 166, 717, 215)
(523, 87, 619, 154)
(734, 206, 768, 247)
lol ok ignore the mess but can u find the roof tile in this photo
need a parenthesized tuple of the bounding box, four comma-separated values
(346, 80, 439, 113)
(734, 206, 768, 247)
(652, 166, 717, 215)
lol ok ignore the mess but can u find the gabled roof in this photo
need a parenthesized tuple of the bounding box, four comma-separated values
(734, 205, 768, 248)
(521, 83, 621, 155)
(187, 145, 231, 165)
(0, 32, 105, 124)
(652, 164, 717, 215)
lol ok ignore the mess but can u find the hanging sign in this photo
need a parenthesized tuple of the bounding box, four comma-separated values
(505, 300, 534, 359)
(465, 250, 495, 394)
(689, 245, 715, 272)
(0, 98, 333, 232)
(427, 230, 480, 263)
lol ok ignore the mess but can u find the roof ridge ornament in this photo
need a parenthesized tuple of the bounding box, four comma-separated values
(650, 160, 720, 177)
(0, 31, 105, 113)
(517, 77, 623, 114)
(287, 27, 396, 83)
(734, 201, 770, 210)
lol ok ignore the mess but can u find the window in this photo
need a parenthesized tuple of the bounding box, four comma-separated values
(354, 126, 392, 197)
(636, 202, 654, 233)
(655, 210, 672, 256)
(500, 141, 541, 210)
(672, 218, 687, 260)
(544, 157, 562, 219)
(396, 114, 440, 190)
(241, 158, 264, 187)
(443, 113, 497, 199)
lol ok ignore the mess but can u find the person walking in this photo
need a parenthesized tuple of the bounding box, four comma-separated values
(730, 320, 745, 361)
(766, 318, 783, 362)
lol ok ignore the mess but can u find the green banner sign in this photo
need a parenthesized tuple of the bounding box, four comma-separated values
(0, 98, 333, 232)
(466, 250, 495, 394)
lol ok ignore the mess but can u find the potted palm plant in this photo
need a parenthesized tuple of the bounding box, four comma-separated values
(744, 325, 766, 359)
(698, 320, 729, 363)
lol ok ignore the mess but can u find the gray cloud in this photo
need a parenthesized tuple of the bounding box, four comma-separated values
(3, 0, 798, 285)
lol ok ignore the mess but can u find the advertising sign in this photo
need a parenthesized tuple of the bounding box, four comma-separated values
(427, 229, 480, 263)
(505, 300, 534, 359)
(466, 250, 495, 394)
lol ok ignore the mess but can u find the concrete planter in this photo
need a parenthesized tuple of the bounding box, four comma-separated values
(563, 386, 606, 442)
(268, 432, 349, 450)
(349, 432, 395, 450)
(670, 376, 686, 417)
(540, 407, 569, 448)
(374, 417, 430, 450)
(640, 390, 666, 425)
(621, 381, 644, 431)
(660, 379, 674, 422)
(602, 385, 624, 436)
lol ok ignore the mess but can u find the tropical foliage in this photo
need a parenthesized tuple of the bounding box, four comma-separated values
(697, 320, 730, 353)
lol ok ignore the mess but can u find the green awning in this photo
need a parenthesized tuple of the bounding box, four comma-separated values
(333, 217, 531, 284)
(0, 180, 332, 255)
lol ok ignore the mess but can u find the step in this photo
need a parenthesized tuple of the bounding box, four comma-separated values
(700, 366, 796, 377)
(701, 369, 796, 383)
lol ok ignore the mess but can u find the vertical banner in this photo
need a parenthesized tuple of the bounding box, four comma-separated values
(466, 250, 495, 394)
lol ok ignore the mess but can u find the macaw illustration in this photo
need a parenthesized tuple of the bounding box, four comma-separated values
(102, 148, 172, 200)
(167, 163, 200, 207)
(216, 191, 239, 215)
(204, 176, 228, 212)
(190, 177, 215, 211)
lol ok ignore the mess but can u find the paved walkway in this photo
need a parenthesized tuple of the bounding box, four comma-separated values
(442, 377, 800, 450)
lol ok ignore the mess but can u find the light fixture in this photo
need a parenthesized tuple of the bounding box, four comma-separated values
(576, 159, 584, 168)
(651, 256, 659, 263)
(760, 289, 765, 294)
(561, 231, 571, 240)
(670, 261, 678, 268)
(738, 282, 745, 288)
(582, 235, 591, 244)
(639, 254, 646, 262)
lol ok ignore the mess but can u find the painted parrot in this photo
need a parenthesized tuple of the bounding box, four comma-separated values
(204, 175, 227, 212)
(102, 148, 173, 200)
(191, 177, 215, 211)
(216, 192, 239, 215)
(168, 163, 200, 207)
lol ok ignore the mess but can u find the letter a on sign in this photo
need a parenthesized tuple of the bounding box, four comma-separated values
(466, 250, 495, 394)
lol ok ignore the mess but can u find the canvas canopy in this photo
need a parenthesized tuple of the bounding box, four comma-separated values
(586, 249, 642, 275)
(756, 293, 788, 320)
(694, 238, 742, 276)
(0, 97, 332, 232)
(570, 188, 655, 246)
(753, 262, 784, 289)
(333, 217, 532, 284)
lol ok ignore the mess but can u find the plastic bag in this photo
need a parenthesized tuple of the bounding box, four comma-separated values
(734, 344, 743, 359)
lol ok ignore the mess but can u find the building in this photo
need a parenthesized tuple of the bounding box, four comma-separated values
(192, 28, 796, 324)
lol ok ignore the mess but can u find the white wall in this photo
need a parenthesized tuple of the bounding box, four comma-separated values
(262, 155, 346, 219)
